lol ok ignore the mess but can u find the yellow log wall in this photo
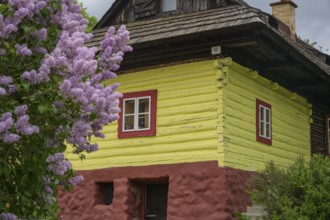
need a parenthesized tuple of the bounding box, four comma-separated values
(68, 58, 311, 171)
(68, 60, 220, 170)
(221, 60, 311, 170)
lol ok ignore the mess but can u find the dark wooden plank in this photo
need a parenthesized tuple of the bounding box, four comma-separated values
(135, 0, 156, 13)
(311, 105, 328, 156)
(193, 0, 200, 11)
(200, 0, 208, 10)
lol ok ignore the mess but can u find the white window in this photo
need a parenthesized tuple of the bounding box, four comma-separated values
(259, 105, 271, 139)
(118, 90, 157, 139)
(162, 0, 177, 12)
(256, 99, 272, 145)
(123, 97, 151, 132)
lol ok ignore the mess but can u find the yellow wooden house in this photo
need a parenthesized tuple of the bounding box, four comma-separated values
(58, 0, 330, 219)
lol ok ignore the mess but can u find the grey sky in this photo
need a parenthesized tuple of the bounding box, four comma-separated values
(79, 0, 330, 54)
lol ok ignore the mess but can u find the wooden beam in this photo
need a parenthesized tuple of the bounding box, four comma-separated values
(222, 40, 257, 48)
(261, 29, 330, 84)
(120, 31, 259, 69)
(263, 61, 295, 71)
(296, 83, 329, 91)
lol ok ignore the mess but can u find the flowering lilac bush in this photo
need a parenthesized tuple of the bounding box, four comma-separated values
(0, 0, 131, 218)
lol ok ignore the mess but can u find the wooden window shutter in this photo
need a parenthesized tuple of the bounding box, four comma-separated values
(135, 0, 157, 19)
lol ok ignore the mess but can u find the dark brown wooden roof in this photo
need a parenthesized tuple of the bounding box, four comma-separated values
(89, 5, 263, 47)
(89, 4, 330, 76)
(94, 0, 249, 29)
(275, 29, 330, 77)
(89, 2, 330, 108)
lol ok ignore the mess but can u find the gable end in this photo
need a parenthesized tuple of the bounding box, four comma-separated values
(95, 0, 247, 28)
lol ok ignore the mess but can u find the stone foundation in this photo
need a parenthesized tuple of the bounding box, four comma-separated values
(58, 161, 252, 220)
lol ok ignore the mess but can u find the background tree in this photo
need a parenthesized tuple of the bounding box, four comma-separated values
(79, 2, 98, 33)
(0, 0, 131, 219)
(249, 155, 330, 220)
(300, 36, 329, 53)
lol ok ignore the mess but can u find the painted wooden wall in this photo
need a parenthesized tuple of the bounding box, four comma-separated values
(68, 60, 220, 170)
(217, 59, 311, 170)
(68, 58, 312, 171)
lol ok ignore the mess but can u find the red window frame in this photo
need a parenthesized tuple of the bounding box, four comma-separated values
(326, 114, 330, 155)
(256, 99, 272, 145)
(118, 90, 157, 138)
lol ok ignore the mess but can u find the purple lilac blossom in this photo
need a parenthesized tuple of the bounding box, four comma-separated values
(46, 153, 72, 176)
(0, 76, 15, 96)
(15, 44, 32, 56)
(0, 76, 13, 85)
(0, 87, 6, 95)
(15, 115, 39, 135)
(6, 85, 16, 95)
(0, 0, 42, 39)
(44, 185, 53, 194)
(33, 46, 48, 55)
(14, 105, 28, 116)
(2, 133, 20, 143)
(1, 0, 131, 200)
(21, 70, 39, 84)
(0, 105, 38, 142)
(0, 112, 20, 143)
(68, 175, 84, 186)
(14, 105, 39, 135)
(39, 28, 47, 41)
(34, 1, 47, 13)
(0, 49, 5, 56)
(39, 1, 130, 155)
(0, 213, 18, 220)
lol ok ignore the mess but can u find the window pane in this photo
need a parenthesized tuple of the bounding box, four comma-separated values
(260, 107, 264, 121)
(138, 114, 149, 129)
(139, 98, 150, 113)
(260, 121, 264, 136)
(124, 100, 135, 114)
(266, 123, 270, 138)
(124, 116, 135, 130)
(266, 109, 270, 123)
(146, 184, 168, 220)
(163, 0, 177, 12)
(96, 183, 114, 205)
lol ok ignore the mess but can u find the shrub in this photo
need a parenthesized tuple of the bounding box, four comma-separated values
(248, 155, 330, 220)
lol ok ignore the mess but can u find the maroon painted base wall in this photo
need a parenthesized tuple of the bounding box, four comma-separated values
(58, 161, 252, 220)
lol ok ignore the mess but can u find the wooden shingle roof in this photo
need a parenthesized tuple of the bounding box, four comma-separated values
(88, 4, 330, 80)
(88, 5, 263, 47)
(267, 24, 330, 78)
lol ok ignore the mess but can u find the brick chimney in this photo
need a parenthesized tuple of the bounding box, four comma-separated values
(270, 0, 297, 35)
